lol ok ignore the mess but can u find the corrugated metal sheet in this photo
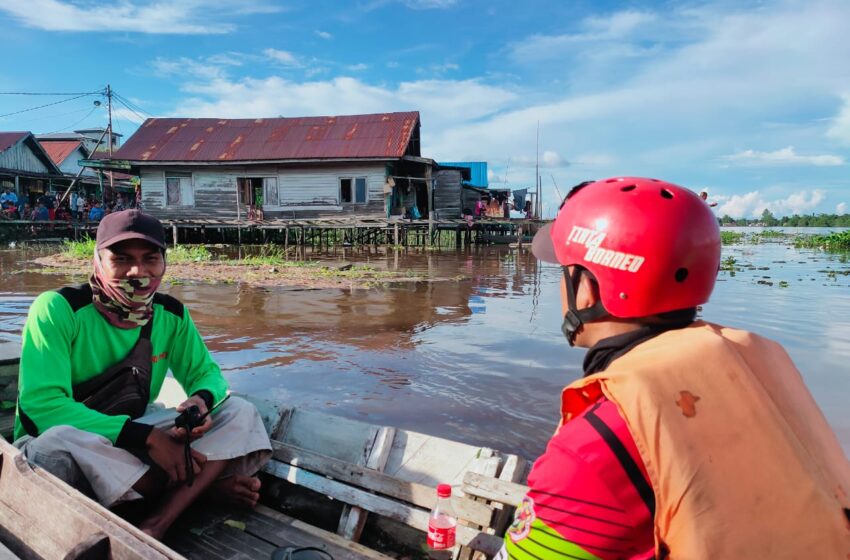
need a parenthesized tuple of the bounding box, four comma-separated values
(439, 161, 488, 187)
(38, 140, 83, 166)
(114, 112, 420, 163)
(0, 132, 28, 154)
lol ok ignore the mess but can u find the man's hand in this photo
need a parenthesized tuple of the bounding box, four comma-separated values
(173, 395, 213, 440)
(145, 428, 206, 484)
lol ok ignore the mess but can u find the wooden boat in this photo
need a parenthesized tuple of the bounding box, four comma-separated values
(1, 383, 530, 559)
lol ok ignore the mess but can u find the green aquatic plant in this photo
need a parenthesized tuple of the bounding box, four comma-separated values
(720, 231, 745, 245)
(720, 255, 738, 271)
(794, 230, 850, 251)
(166, 245, 212, 263)
(61, 238, 96, 259)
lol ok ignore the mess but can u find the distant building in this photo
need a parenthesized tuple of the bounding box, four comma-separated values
(0, 132, 63, 204)
(107, 112, 435, 220)
(37, 128, 122, 154)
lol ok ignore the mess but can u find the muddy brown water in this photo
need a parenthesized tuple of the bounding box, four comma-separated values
(1, 230, 849, 460)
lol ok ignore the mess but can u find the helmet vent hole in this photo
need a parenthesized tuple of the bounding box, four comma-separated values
(620, 185, 636, 192)
(660, 188, 674, 199)
(675, 268, 689, 282)
(605, 178, 619, 183)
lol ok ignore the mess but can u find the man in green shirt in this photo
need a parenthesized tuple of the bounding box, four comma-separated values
(14, 210, 272, 539)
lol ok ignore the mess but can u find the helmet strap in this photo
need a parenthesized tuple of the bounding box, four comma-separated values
(561, 266, 609, 346)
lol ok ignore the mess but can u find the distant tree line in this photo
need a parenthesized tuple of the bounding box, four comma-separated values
(719, 209, 850, 227)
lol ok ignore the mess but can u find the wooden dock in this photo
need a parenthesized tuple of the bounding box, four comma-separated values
(0, 217, 541, 248)
(0, 340, 20, 441)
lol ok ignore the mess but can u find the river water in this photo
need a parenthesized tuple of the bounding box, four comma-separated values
(1, 228, 848, 460)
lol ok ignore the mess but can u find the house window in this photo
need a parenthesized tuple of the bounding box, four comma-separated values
(165, 172, 193, 206)
(238, 177, 279, 208)
(340, 177, 367, 203)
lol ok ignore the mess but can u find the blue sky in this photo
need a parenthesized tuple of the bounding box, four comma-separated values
(1, 0, 849, 217)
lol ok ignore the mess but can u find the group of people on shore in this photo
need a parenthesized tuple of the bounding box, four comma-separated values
(0, 189, 134, 222)
(11, 176, 850, 558)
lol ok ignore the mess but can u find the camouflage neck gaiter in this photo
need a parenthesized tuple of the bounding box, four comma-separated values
(89, 251, 163, 329)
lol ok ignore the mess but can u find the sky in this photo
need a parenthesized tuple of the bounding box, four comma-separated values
(1, 0, 849, 218)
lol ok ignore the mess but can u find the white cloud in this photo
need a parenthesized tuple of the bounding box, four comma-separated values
(509, 10, 658, 62)
(716, 189, 827, 218)
(511, 151, 568, 168)
(837, 202, 847, 214)
(263, 48, 300, 66)
(0, 0, 279, 34)
(721, 147, 844, 167)
(315, 30, 333, 40)
(112, 107, 147, 125)
(347, 63, 369, 72)
(417, 62, 460, 75)
(827, 94, 850, 145)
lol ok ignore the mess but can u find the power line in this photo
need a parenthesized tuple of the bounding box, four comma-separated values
(0, 90, 103, 96)
(0, 92, 100, 119)
(113, 94, 147, 122)
(45, 105, 100, 134)
(114, 92, 152, 118)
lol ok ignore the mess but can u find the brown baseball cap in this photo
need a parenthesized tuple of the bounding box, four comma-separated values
(96, 209, 166, 250)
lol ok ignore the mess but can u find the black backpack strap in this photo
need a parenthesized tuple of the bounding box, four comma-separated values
(139, 313, 154, 340)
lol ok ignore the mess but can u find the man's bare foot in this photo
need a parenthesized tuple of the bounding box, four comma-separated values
(205, 474, 261, 508)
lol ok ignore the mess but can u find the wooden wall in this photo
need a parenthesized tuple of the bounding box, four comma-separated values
(0, 140, 51, 175)
(140, 162, 389, 220)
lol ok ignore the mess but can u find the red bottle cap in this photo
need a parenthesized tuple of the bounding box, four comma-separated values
(437, 483, 452, 498)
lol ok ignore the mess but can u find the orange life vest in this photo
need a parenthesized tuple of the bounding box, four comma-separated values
(560, 321, 850, 559)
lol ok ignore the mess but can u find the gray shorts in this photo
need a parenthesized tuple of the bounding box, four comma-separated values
(14, 396, 272, 507)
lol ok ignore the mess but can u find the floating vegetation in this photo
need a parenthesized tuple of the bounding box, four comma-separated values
(778, 281, 789, 288)
(794, 230, 850, 251)
(720, 231, 745, 244)
(720, 255, 738, 272)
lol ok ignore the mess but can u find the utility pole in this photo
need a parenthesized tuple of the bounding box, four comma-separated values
(106, 84, 114, 196)
(535, 121, 541, 219)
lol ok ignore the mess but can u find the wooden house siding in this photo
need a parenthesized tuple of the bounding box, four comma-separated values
(0, 141, 51, 175)
(140, 163, 388, 220)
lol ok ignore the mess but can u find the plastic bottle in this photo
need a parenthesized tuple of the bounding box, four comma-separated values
(427, 483, 457, 559)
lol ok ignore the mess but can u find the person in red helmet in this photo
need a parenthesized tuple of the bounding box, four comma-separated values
(500, 177, 850, 559)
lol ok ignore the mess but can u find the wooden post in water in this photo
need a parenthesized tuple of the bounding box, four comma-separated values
(172, 225, 178, 248)
(426, 166, 433, 248)
(517, 225, 523, 249)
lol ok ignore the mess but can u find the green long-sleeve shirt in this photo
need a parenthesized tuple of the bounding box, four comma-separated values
(14, 284, 228, 444)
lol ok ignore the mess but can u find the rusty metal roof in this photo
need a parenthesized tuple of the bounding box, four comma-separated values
(0, 132, 29, 153)
(38, 140, 85, 166)
(114, 111, 420, 163)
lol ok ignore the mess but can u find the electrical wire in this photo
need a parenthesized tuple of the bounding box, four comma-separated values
(113, 95, 147, 122)
(0, 92, 100, 119)
(0, 90, 103, 96)
(114, 92, 152, 118)
(44, 105, 100, 134)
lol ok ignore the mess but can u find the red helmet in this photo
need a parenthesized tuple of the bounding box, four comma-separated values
(532, 177, 720, 318)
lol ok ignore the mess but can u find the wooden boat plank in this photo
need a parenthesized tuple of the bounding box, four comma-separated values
(262, 460, 503, 556)
(384, 430, 500, 487)
(0, 439, 182, 560)
(280, 409, 374, 464)
(337, 426, 396, 541)
(462, 472, 528, 508)
(168, 505, 391, 560)
(270, 441, 493, 527)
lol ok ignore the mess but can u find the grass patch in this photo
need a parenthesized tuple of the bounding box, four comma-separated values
(62, 238, 96, 259)
(794, 230, 850, 251)
(166, 245, 212, 263)
(720, 231, 744, 245)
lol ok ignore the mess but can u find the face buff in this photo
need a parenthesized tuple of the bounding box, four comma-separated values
(89, 250, 163, 329)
